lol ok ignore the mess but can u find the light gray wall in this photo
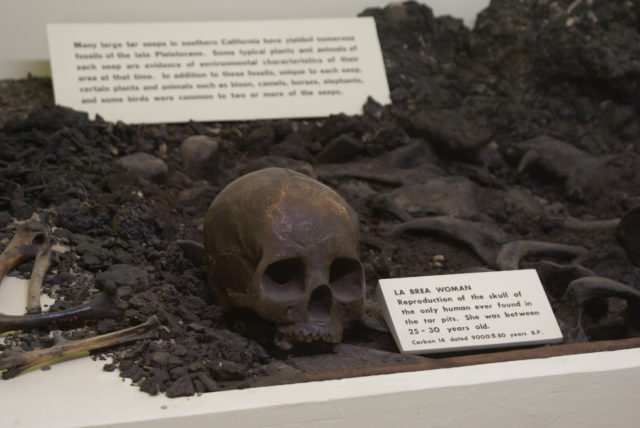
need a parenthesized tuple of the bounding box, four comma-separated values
(0, 0, 490, 78)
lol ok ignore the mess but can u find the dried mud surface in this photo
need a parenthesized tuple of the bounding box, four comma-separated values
(1, 0, 639, 397)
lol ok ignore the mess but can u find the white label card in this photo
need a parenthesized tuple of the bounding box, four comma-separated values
(47, 18, 390, 124)
(377, 270, 563, 354)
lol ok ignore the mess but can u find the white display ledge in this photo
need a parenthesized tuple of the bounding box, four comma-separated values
(2, 276, 639, 428)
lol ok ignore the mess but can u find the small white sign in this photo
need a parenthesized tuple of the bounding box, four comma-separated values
(47, 18, 390, 124)
(377, 270, 563, 354)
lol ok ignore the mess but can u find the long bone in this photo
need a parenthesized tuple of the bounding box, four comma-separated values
(0, 287, 125, 334)
(389, 217, 591, 271)
(0, 315, 161, 379)
(0, 221, 50, 285)
(496, 240, 588, 271)
(26, 242, 52, 314)
(542, 203, 620, 232)
(388, 216, 510, 266)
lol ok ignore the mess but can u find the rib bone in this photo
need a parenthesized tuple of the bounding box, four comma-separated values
(0, 315, 161, 379)
(0, 288, 124, 334)
(0, 222, 50, 284)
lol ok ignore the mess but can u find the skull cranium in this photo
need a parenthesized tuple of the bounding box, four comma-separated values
(203, 168, 365, 349)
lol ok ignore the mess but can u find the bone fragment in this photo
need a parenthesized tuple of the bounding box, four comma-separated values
(316, 162, 405, 185)
(524, 260, 595, 297)
(564, 276, 640, 305)
(617, 205, 640, 265)
(0, 222, 49, 284)
(456, 266, 495, 274)
(175, 239, 205, 267)
(543, 203, 619, 231)
(368, 194, 413, 222)
(389, 217, 510, 267)
(496, 240, 588, 271)
(516, 149, 541, 174)
(0, 289, 124, 334)
(563, 276, 640, 342)
(0, 315, 160, 379)
(26, 245, 52, 314)
(316, 161, 443, 186)
(557, 216, 619, 231)
(567, 0, 585, 14)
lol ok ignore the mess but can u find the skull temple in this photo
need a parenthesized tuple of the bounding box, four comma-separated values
(203, 168, 365, 350)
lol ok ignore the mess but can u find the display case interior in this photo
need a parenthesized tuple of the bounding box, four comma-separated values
(1, 0, 639, 399)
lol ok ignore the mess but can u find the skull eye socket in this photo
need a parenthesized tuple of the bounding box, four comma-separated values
(263, 257, 305, 298)
(329, 258, 363, 301)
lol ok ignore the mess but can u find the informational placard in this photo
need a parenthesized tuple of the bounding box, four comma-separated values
(47, 18, 390, 124)
(377, 270, 563, 354)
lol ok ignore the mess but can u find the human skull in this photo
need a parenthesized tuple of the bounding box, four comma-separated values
(203, 168, 364, 349)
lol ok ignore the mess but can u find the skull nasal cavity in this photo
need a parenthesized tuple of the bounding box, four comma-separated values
(308, 285, 332, 321)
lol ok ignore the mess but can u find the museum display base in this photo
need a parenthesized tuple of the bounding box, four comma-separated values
(2, 276, 638, 428)
(2, 343, 638, 427)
